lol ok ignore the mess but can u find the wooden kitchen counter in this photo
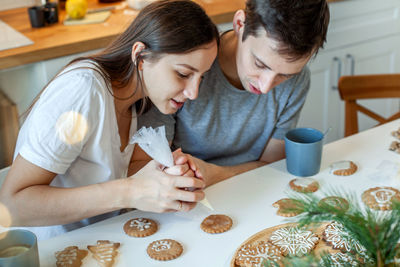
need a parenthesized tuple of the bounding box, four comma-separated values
(0, 0, 244, 70)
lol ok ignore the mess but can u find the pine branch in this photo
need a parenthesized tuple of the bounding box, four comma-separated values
(280, 187, 400, 266)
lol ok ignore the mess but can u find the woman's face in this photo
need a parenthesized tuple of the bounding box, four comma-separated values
(140, 41, 218, 114)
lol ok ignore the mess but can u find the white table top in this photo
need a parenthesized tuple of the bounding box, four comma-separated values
(38, 119, 400, 267)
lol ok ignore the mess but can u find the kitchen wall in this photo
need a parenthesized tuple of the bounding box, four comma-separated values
(0, 0, 36, 12)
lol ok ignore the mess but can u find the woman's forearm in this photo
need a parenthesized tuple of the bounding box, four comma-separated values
(2, 178, 129, 227)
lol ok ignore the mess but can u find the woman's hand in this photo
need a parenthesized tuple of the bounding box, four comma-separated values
(126, 159, 205, 213)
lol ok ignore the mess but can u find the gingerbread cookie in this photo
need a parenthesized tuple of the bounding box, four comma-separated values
(200, 214, 233, 234)
(55, 246, 88, 267)
(147, 239, 183, 261)
(318, 196, 350, 212)
(272, 198, 304, 217)
(362, 186, 400, 210)
(289, 178, 319, 193)
(392, 128, 400, 140)
(330, 160, 358, 176)
(269, 226, 319, 256)
(235, 241, 282, 267)
(323, 221, 366, 255)
(87, 240, 120, 267)
(389, 141, 400, 154)
(320, 252, 358, 267)
(123, 217, 158, 237)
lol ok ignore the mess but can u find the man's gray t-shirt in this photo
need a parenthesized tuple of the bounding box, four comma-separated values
(138, 59, 310, 166)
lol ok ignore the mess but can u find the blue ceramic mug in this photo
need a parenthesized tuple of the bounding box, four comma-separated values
(284, 127, 324, 177)
(0, 229, 40, 267)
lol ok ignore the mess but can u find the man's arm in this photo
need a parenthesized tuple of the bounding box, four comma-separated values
(191, 138, 285, 187)
(259, 138, 285, 163)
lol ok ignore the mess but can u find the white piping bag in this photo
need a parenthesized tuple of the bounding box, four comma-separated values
(130, 126, 214, 211)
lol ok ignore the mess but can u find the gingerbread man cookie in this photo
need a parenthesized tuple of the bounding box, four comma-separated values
(235, 241, 282, 267)
(269, 226, 319, 256)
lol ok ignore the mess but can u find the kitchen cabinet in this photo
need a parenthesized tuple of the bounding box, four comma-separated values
(298, 0, 400, 143)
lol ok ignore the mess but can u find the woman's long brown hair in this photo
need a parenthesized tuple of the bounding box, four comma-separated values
(24, 0, 219, 118)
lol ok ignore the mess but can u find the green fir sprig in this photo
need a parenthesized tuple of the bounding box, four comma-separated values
(276, 188, 400, 267)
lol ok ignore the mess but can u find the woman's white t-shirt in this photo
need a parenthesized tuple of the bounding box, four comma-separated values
(14, 61, 137, 240)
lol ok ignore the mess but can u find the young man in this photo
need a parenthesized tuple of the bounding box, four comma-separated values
(138, 0, 330, 187)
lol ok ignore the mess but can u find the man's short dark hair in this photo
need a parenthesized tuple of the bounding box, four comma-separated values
(243, 0, 330, 61)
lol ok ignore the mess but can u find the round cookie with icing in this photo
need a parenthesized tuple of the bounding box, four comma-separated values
(147, 239, 183, 261)
(123, 217, 158, 237)
(272, 198, 304, 217)
(318, 196, 350, 212)
(200, 214, 233, 234)
(268, 226, 319, 256)
(330, 160, 358, 176)
(235, 241, 282, 267)
(362, 186, 400, 210)
(323, 221, 366, 255)
(289, 178, 319, 193)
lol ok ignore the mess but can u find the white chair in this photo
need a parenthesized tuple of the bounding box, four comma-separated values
(0, 166, 10, 188)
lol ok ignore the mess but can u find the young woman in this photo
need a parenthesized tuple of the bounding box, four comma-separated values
(0, 0, 219, 240)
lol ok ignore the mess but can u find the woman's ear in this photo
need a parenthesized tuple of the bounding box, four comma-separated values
(131, 42, 146, 70)
(233, 10, 245, 37)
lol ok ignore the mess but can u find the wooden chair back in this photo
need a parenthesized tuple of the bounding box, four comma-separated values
(338, 74, 400, 137)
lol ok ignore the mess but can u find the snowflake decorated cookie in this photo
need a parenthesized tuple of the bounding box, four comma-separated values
(268, 226, 319, 256)
(235, 241, 282, 267)
(362, 186, 400, 210)
(323, 221, 366, 254)
(123, 217, 158, 237)
(320, 252, 359, 267)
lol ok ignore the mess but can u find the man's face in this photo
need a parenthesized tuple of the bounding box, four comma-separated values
(235, 29, 311, 95)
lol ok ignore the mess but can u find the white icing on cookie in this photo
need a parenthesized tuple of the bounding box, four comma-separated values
(152, 240, 172, 252)
(324, 198, 342, 206)
(269, 227, 319, 256)
(370, 188, 396, 208)
(56, 247, 80, 266)
(330, 161, 351, 173)
(236, 242, 281, 267)
(96, 243, 116, 263)
(320, 252, 358, 267)
(324, 221, 366, 254)
(130, 218, 152, 231)
(293, 178, 316, 187)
